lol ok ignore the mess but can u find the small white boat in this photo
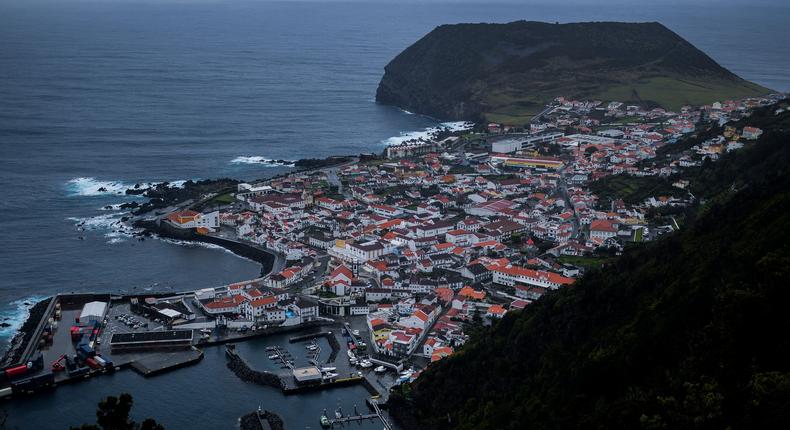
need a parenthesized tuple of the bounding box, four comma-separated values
(352, 329, 360, 336)
(374, 365, 386, 373)
(346, 350, 355, 359)
(268, 354, 279, 359)
(359, 360, 373, 368)
(323, 372, 339, 379)
(321, 366, 337, 373)
(306, 344, 318, 351)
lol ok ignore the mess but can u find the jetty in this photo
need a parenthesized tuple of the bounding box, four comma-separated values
(320, 400, 393, 429)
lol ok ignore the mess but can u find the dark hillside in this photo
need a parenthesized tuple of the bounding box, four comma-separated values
(390, 111, 790, 430)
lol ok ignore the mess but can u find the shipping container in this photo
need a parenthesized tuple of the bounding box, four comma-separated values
(4, 365, 28, 378)
(85, 358, 101, 370)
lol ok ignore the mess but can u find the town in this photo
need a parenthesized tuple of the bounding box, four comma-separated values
(1, 92, 785, 428)
(151, 92, 785, 376)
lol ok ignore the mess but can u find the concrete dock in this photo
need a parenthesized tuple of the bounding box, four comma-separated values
(127, 347, 204, 376)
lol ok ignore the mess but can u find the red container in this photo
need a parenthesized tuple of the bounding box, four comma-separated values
(5, 365, 28, 378)
(85, 357, 101, 370)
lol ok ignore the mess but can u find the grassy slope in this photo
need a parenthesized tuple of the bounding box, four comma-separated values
(483, 76, 770, 123)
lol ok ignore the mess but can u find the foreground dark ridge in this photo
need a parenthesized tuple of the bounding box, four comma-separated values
(376, 21, 770, 123)
(390, 107, 790, 429)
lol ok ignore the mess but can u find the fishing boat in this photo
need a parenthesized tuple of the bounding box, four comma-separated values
(320, 411, 331, 428)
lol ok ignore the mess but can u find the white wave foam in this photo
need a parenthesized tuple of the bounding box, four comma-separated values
(230, 156, 295, 167)
(67, 177, 130, 196)
(159, 237, 259, 264)
(99, 203, 125, 211)
(67, 177, 188, 197)
(67, 212, 138, 244)
(0, 296, 48, 340)
(381, 121, 474, 147)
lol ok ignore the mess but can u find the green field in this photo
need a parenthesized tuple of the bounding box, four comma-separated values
(209, 193, 235, 205)
(589, 174, 679, 207)
(590, 76, 769, 111)
(480, 76, 769, 124)
(557, 255, 615, 270)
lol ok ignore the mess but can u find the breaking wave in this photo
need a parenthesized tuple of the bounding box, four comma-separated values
(230, 156, 296, 167)
(381, 121, 474, 146)
(66, 177, 188, 197)
(67, 212, 137, 244)
(0, 296, 49, 340)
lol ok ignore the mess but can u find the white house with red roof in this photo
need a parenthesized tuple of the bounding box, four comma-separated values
(589, 219, 618, 239)
(490, 265, 575, 290)
(165, 210, 219, 231)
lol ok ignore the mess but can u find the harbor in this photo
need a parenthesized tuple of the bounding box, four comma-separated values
(0, 288, 403, 429)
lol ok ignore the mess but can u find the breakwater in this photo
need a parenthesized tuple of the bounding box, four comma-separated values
(226, 345, 285, 390)
(1, 298, 52, 368)
(240, 410, 285, 430)
(136, 220, 278, 277)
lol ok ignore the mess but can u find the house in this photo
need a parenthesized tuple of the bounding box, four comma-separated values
(166, 210, 220, 231)
(293, 297, 320, 323)
(242, 296, 278, 321)
(486, 304, 507, 319)
(461, 263, 491, 283)
(589, 219, 618, 239)
(491, 265, 575, 290)
(742, 126, 762, 140)
(371, 204, 403, 218)
(388, 330, 417, 357)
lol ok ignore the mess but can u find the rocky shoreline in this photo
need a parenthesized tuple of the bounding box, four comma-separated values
(239, 410, 285, 430)
(1, 298, 52, 367)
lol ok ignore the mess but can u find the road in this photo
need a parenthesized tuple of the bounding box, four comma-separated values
(557, 171, 581, 240)
(321, 157, 358, 198)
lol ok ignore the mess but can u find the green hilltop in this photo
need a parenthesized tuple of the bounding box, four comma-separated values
(389, 105, 790, 429)
(376, 21, 771, 123)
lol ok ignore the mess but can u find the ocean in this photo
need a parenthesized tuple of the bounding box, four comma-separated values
(0, 1, 788, 428)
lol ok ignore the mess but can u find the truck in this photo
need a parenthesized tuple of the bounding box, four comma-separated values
(76, 343, 95, 361)
(93, 355, 114, 370)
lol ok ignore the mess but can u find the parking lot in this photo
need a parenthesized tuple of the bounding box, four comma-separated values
(99, 302, 166, 352)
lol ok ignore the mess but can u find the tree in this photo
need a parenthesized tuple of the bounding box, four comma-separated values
(71, 393, 164, 430)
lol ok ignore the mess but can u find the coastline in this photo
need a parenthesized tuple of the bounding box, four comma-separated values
(133, 219, 281, 278)
(0, 298, 52, 367)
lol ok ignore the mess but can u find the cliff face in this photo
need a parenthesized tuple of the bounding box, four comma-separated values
(376, 21, 770, 123)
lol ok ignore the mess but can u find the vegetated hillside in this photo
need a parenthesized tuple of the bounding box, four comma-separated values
(590, 102, 790, 211)
(376, 21, 770, 124)
(390, 113, 790, 429)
